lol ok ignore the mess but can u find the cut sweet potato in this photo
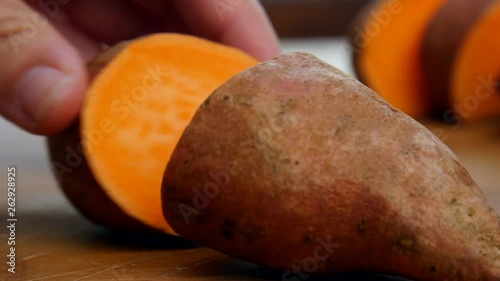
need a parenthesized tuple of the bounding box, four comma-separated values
(48, 34, 258, 233)
(451, 1, 500, 120)
(422, 0, 493, 113)
(350, 0, 447, 116)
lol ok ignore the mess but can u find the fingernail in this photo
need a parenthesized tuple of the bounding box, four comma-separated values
(16, 66, 74, 123)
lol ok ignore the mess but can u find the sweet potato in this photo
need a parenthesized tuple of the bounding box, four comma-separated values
(162, 52, 500, 280)
(422, 0, 494, 112)
(450, 0, 500, 121)
(48, 34, 257, 233)
(350, 0, 447, 117)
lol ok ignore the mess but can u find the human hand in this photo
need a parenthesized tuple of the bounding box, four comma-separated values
(0, 0, 280, 135)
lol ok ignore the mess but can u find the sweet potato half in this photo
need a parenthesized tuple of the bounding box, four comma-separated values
(48, 34, 257, 233)
(422, 0, 495, 112)
(450, 0, 500, 120)
(162, 53, 500, 280)
(350, 0, 447, 116)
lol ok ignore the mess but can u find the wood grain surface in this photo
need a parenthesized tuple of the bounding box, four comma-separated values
(0, 118, 498, 281)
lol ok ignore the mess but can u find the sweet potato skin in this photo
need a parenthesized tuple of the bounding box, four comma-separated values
(163, 53, 500, 280)
(48, 122, 154, 233)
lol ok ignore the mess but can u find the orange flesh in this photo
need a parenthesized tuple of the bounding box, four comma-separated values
(357, 0, 447, 116)
(452, 1, 500, 120)
(82, 34, 258, 234)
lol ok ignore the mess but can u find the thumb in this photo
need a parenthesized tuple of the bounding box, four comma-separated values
(0, 1, 87, 135)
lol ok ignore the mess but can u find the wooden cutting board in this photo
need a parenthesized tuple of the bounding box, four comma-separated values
(0, 119, 498, 281)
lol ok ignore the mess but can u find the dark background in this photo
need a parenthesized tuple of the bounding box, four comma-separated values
(262, 0, 372, 37)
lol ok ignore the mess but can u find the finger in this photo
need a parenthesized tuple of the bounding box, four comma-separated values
(172, 0, 280, 61)
(47, 15, 103, 63)
(0, 0, 87, 135)
(26, 0, 103, 62)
